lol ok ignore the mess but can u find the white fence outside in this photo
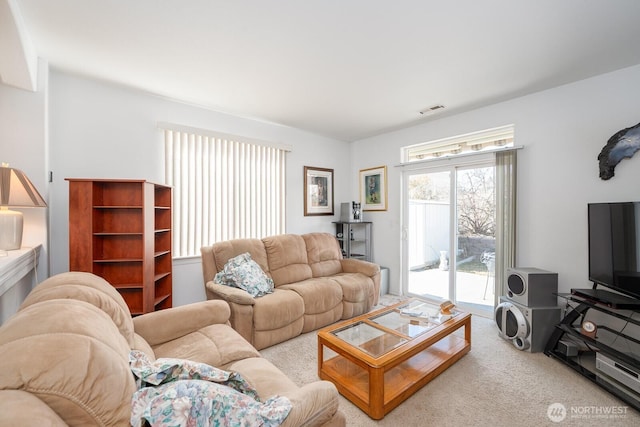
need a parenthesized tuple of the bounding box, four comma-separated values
(408, 200, 449, 270)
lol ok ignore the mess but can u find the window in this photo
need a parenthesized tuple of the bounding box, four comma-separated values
(403, 125, 514, 162)
(160, 123, 289, 258)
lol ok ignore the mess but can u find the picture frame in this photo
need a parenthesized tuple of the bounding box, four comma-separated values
(360, 165, 387, 211)
(304, 166, 334, 216)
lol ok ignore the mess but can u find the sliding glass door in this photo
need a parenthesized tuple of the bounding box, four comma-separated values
(405, 170, 452, 300)
(404, 161, 496, 317)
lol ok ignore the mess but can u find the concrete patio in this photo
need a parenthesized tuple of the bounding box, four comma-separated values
(408, 268, 495, 317)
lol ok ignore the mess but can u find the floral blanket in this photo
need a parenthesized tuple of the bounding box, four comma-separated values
(129, 350, 292, 427)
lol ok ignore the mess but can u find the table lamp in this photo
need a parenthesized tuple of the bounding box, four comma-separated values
(0, 164, 47, 251)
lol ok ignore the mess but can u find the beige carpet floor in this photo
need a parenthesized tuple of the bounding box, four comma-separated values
(260, 297, 640, 427)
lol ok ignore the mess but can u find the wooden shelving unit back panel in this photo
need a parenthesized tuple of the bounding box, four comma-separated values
(67, 179, 173, 315)
(155, 185, 172, 208)
(154, 254, 172, 310)
(92, 234, 143, 260)
(155, 230, 171, 251)
(93, 181, 144, 207)
(92, 261, 143, 286)
(118, 288, 144, 315)
(93, 208, 144, 233)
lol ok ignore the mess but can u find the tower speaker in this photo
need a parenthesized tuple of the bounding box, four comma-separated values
(494, 297, 561, 352)
(506, 267, 558, 307)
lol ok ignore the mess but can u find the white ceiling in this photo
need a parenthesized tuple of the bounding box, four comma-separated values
(13, 0, 640, 141)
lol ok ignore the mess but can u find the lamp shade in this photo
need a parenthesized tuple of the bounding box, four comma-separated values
(0, 165, 47, 208)
(0, 165, 46, 251)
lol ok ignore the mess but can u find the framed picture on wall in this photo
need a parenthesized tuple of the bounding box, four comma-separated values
(304, 166, 334, 216)
(360, 165, 387, 211)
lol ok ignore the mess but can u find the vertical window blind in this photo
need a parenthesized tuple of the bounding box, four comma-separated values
(161, 124, 288, 258)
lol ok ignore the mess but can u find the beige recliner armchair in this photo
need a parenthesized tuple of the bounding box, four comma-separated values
(0, 272, 345, 426)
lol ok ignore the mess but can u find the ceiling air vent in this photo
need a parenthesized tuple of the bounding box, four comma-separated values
(419, 105, 445, 115)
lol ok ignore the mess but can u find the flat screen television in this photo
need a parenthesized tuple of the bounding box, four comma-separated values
(588, 202, 640, 301)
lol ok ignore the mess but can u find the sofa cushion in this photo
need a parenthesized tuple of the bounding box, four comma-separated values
(227, 357, 341, 427)
(18, 271, 135, 346)
(280, 278, 343, 332)
(303, 232, 344, 277)
(263, 234, 313, 285)
(204, 238, 270, 280)
(150, 323, 261, 367)
(253, 289, 305, 331)
(0, 390, 67, 426)
(330, 273, 374, 304)
(214, 252, 275, 297)
(132, 333, 157, 361)
(226, 357, 299, 397)
(133, 300, 232, 347)
(279, 278, 342, 316)
(331, 273, 375, 318)
(253, 317, 305, 350)
(0, 299, 136, 426)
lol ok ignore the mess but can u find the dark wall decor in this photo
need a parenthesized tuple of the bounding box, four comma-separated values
(598, 121, 640, 180)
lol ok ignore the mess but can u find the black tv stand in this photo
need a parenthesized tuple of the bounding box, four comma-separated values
(545, 292, 640, 412)
(570, 287, 640, 310)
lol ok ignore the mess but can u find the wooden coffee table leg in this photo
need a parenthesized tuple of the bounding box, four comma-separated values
(465, 317, 472, 343)
(369, 366, 385, 419)
(317, 337, 324, 374)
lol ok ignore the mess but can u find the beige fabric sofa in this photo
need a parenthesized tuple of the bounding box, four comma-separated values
(0, 272, 345, 426)
(201, 232, 381, 350)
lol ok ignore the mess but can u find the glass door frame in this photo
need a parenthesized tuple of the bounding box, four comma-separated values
(401, 153, 496, 318)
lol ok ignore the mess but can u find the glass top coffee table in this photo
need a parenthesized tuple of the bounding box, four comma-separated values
(317, 299, 471, 419)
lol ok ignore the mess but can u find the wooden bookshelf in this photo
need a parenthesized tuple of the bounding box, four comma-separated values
(67, 179, 172, 315)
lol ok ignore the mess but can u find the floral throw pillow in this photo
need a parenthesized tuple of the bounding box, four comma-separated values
(214, 252, 274, 297)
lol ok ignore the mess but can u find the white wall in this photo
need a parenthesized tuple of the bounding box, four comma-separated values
(8, 63, 640, 305)
(47, 70, 351, 305)
(351, 64, 640, 296)
(0, 59, 49, 276)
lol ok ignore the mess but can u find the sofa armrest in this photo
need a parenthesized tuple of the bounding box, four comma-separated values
(205, 281, 256, 305)
(340, 259, 381, 306)
(133, 300, 231, 346)
(0, 390, 67, 426)
(280, 381, 342, 427)
(340, 258, 380, 277)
